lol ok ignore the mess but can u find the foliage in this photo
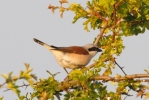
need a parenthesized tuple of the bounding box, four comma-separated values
(1, 0, 149, 100)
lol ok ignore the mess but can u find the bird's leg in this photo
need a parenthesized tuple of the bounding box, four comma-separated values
(63, 68, 70, 82)
(81, 66, 85, 69)
(80, 66, 86, 73)
(64, 69, 73, 82)
(63, 68, 69, 74)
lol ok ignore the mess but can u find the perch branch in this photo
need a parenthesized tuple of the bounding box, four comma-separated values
(61, 74, 149, 90)
(94, 20, 108, 45)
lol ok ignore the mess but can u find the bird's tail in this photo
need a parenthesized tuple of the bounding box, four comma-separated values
(33, 38, 53, 50)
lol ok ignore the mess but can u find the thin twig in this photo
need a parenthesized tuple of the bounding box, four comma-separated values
(3, 82, 30, 92)
(123, 89, 132, 100)
(115, 59, 127, 75)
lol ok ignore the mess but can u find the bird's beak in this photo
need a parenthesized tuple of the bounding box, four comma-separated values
(97, 48, 102, 52)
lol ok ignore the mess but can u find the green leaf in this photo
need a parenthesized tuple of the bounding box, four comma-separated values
(143, 0, 149, 6)
(0, 97, 4, 100)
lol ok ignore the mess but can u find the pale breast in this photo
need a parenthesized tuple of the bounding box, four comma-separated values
(60, 53, 91, 69)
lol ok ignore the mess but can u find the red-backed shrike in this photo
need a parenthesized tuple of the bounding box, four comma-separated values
(33, 38, 102, 73)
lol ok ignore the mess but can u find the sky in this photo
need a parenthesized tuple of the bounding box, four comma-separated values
(0, 0, 149, 100)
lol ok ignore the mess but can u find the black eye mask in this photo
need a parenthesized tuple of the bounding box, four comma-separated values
(88, 47, 102, 52)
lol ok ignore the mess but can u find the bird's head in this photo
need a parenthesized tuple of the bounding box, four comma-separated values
(83, 44, 102, 58)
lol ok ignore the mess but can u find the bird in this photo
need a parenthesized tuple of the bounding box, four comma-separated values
(33, 38, 102, 73)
